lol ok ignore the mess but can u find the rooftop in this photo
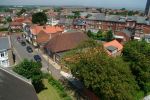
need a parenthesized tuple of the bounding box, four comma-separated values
(45, 32, 88, 53)
(87, 14, 150, 24)
(0, 68, 38, 100)
(30, 25, 63, 35)
(0, 37, 10, 51)
(106, 46, 118, 52)
(103, 40, 123, 55)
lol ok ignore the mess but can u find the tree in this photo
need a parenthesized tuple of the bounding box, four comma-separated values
(96, 30, 102, 39)
(62, 40, 139, 100)
(73, 11, 80, 18)
(128, 11, 134, 16)
(6, 16, 12, 22)
(96, 8, 102, 13)
(122, 41, 150, 94)
(121, 8, 126, 10)
(32, 12, 48, 25)
(87, 30, 94, 38)
(54, 7, 62, 12)
(13, 59, 44, 93)
(16, 8, 26, 16)
(105, 30, 114, 42)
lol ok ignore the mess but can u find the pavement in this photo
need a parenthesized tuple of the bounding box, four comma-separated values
(34, 49, 61, 70)
(10, 34, 62, 80)
(143, 95, 150, 100)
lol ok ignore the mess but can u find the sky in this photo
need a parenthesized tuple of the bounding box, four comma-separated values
(0, 0, 147, 10)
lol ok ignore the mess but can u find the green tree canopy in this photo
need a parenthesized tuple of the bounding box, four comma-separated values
(73, 11, 80, 18)
(54, 7, 62, 12)
(87, 30, 94, 38)
(13, 59, 44, 93)
(62, 40, 139, 100)
(105, 30, 114, 42)
(32, 12, 48, 25)
(121, 8, 126, 10)
(6, 16, 12, 22)
(16, 8, 26, 16)
(123, 40, 150, 94)
(96, 30, 102, 39)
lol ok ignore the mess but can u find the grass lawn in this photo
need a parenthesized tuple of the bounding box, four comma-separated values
(37, 79, 62, 100)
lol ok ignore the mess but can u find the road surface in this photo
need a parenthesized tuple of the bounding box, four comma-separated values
(10, 34, 62, 79)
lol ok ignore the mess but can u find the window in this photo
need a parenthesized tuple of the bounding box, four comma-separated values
(2, 59, 9, 67)
(1, 53, 4, 57)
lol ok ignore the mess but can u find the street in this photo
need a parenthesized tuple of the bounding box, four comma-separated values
(11, 34, 62, 79)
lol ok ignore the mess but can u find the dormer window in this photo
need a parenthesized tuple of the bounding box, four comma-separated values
(106, 46, 118, 54)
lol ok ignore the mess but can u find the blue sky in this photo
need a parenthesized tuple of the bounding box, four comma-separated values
(0, 0, 147, 10)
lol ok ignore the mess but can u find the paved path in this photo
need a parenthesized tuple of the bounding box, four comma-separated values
(10, 34, 62, 80)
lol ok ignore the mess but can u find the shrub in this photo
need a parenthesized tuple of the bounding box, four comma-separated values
(47, 74, 71, 99)
(0, 28, 8, 31)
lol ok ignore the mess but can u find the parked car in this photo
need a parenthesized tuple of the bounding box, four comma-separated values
(26, 46, 33, 53)
(34, 55, 42, 62)
(17, 36, 22, 42)
(21, 41, 26, 46)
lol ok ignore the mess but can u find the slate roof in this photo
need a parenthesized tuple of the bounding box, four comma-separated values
(59, 18, 73, 26)
(87, 13, 105, 21)
(122, 29, 132, 37)
(87, 14, 150, 24)
(105, 15, 119, 22)
(73, 19, 86, 26)
(0, 68, 38, 100)
(0, 37, 10, 51)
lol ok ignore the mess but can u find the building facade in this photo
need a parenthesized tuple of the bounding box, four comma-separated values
(0, 36, 13, 67)
(145, 0, 150, 16)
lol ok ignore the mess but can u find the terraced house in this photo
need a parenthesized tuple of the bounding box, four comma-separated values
(86, 13, 150, 34)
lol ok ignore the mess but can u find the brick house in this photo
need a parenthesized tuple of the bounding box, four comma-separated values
(27, 25, 63, 47)
(103, 40, 123, 57)
(9, 22, 23, 32)
(45, 32, 88, 63)
(9, 17, 32, 32)
(114, 29, 132, 43)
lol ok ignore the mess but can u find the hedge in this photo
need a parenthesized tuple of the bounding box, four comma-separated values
(47, 75, 72, 100)
(0, 28, 8, 31)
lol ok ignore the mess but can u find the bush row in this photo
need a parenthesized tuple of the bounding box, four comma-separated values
(47, 75, 72, 100)
(0, 28, 8, 31)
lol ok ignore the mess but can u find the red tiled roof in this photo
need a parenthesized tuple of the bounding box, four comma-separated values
(13, 17, 32, 23)
(45, 32, 88, 52)
(10, 22, 22, 26)
(30, 25, 63, 35)
(36, 30, 50, 44)
(13, 17, 25, 22)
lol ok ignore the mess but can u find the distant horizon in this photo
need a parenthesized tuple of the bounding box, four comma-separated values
(0, 0, 147, 11)
(0, 4, 145, 11)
